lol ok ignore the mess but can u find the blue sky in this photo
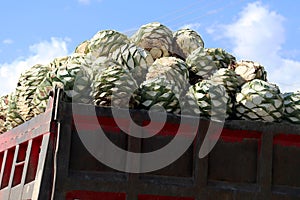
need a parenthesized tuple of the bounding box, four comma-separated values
(0, 0, 300, 95)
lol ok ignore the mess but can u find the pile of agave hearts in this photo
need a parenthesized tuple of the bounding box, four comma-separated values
(0, 22, 299, 134)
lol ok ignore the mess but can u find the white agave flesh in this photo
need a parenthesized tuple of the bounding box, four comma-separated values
(262, 115, 274, 122)
(236, 79, 283, 122)
(251, 95, 263, 105)
(247, 112, 259, 120)
(252, 107, 268, 117)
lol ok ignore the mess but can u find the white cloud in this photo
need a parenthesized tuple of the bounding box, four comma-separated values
(179, 23, 201, 30)
(211, 1, 300, 92)
(206, 27, 215, 35)
(2, 39, 14, 45)
(271, 59, 300, 92)
(0, 37, 70, 96)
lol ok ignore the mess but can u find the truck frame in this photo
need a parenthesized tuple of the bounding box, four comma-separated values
(1, 88, 300, 200)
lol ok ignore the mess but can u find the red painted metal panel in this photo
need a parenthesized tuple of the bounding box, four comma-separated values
(65, 191, 126, 200)
(220, 129, 261, 143)
(73, 114, 197, 138)
(72, 115, 123, 133)
(274, 133, 300, 147)
(25, 136, 43, 184)
(0, 148, 14, 189)
(138, 194, 195, 200)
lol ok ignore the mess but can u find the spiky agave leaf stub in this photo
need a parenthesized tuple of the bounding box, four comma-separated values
(87, 30, 130, 58)
(139, 78, 181, 114)
(49, 56, 69, 70)
(51, 54, 82, 94)
(91, 59, 139, 108)
(72, 55, 107, 104)
(173, 28, 204, 59)
(75, 40, 90, 54)
(210, 68, 242, 95)
(146, 57, 189, 93)
(14, 56, 68, 122)
(51, 53, 99, 102)
(185, 80, 232, 119)
(186, 47, 218, 80)
(0, 95, 9, 134)
(31, 76, 53, 116)
(131, 22, 173, 60)
(4, 92, 24, 130)
(283, 91, 300, 124)
(205, 48, 236, 69)
(231, 60, 267, 84)
(15, 64, 51, 121)
(140, 57, 190, 114)
(235, 79, 284, 122)
(110, 43, 154, 84)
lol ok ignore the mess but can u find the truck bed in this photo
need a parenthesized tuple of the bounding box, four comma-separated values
(1, 89, 300, 200)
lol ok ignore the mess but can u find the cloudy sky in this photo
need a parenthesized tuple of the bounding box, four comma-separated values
(0, 0, 299, 95)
